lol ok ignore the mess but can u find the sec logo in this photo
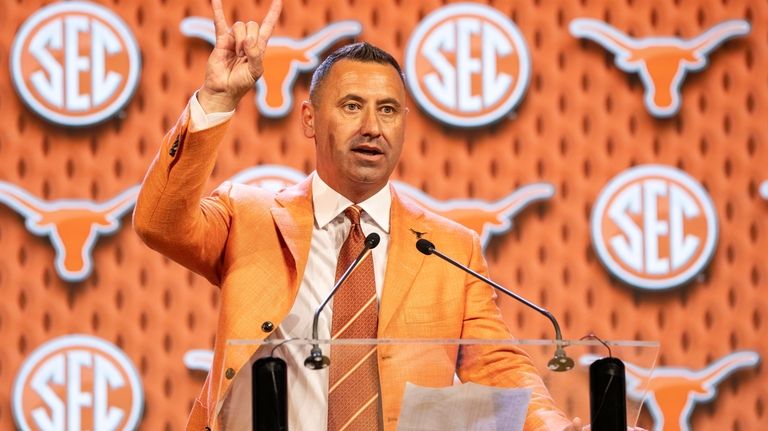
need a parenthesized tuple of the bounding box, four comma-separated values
(10, 1, 141, 127)
(405, 3, 531, 128)
(591, 165, 718, 290)
(12, 335, 144, 431)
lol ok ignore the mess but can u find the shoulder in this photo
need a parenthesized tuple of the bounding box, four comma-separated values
(215, 175, 313, 209)
(394, 189, 479, 249)
(228, 181, 279, 202)
(209, 181, 278, 207)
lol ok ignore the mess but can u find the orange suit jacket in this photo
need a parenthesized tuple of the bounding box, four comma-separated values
(134, 106, 570, 431)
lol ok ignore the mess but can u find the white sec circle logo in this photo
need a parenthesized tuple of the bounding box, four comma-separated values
(591, 165, 719, 290)
(405, 3, 531, 128)
(12, 335, 144, 431)
(10, 1, 141, 127)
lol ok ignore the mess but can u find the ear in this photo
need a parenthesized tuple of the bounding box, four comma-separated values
(301, 101, 315, 138)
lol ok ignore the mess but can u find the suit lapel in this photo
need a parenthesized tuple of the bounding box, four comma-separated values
(271, 175, 314, 284)
(379, 186, 428, 333)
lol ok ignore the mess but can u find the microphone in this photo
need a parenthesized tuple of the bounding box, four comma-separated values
(304, 232, 381, 370)
(253, 355, 288, 431)
(589, 356, 627, 430)
(415, 238, 574, 372)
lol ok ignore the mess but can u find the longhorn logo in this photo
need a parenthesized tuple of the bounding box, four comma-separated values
(393, 182, 554, 248)
(183, 349, 214, 372)
(229, 165, 554, 248)
(181, 18, 362, 118)
(0, 183, 139, 282)
(581, 351, 759, 431)
(570, 19, 750, 117)
(228, 164, 305, 192)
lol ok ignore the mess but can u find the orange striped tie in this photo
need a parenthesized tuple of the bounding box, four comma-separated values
(327, 205, 381, 431)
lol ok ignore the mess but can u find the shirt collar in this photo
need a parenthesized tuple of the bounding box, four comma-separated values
(311, 172, 391, 233)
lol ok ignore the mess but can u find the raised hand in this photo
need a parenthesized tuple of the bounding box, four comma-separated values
(198, 0, 282, 113)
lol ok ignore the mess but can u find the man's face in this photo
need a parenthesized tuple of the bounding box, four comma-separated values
(302, 59, 406, 202)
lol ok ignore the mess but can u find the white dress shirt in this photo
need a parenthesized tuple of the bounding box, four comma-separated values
(189, 94, 392, 430)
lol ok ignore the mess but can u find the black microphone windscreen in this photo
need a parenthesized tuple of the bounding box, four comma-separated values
(365, 232, 380, 249)
(252, 356, 288, 430)
(416, 238, 435, 255)
(589, 357, 627, 430)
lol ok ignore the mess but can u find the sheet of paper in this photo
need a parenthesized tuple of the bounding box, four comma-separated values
(397, 382, 532, 431)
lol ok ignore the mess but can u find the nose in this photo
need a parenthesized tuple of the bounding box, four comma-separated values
(360, 106, 382, 138)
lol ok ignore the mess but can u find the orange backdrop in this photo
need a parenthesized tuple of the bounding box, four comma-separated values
(1, 0, 765, 430)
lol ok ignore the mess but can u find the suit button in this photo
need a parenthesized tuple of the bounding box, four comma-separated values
(169, 137, 180, 156)
(261, 321, 274, 332)
(225, 367, 235, 379)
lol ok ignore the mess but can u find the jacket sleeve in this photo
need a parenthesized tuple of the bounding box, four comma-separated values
(133, 104, 235, 286)
(456, 231, 572, 431)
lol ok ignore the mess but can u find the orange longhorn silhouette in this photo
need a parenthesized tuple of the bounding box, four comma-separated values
(570, 19, 750, 117)
(180, 18, 362, 117)
(229, 165, 554, 248)
(582, 351, 759, 431)
(0, 183, 139, 282)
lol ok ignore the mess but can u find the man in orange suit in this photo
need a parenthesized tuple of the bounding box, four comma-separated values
(134, 0, 575, 430)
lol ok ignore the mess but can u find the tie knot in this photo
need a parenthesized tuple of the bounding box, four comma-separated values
(344, 205, 362, 227)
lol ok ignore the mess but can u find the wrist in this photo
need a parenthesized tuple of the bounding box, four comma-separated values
(197, 87, 239, 114)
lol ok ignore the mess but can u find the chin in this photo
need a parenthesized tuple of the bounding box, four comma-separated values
(348, 173, 388, 190)
(350, 168, 385, 183)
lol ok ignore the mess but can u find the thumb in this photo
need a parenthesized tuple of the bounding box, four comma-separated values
(571, 417, 587, 431)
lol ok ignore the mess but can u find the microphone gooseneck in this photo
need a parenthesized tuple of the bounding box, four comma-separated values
(415, 238, 574, 372)
(304, 232, 381, 370)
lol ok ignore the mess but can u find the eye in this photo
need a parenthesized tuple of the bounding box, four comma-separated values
(343, 102, 361, 112)
(380, 105, 396, 114)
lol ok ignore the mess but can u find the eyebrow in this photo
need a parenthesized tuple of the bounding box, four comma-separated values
(338, 94, 402, 108)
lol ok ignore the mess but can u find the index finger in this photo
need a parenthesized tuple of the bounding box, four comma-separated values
(211, 0, 229, 36)
(256, 0, 283, 51)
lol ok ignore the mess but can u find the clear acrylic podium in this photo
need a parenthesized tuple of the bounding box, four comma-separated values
(212, 338, 659, 431)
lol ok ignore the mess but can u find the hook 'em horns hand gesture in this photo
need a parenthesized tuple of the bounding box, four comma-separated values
(198, 0, 282, 113)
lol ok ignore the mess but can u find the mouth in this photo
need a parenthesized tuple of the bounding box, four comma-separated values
(351, 145, 384, 157)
